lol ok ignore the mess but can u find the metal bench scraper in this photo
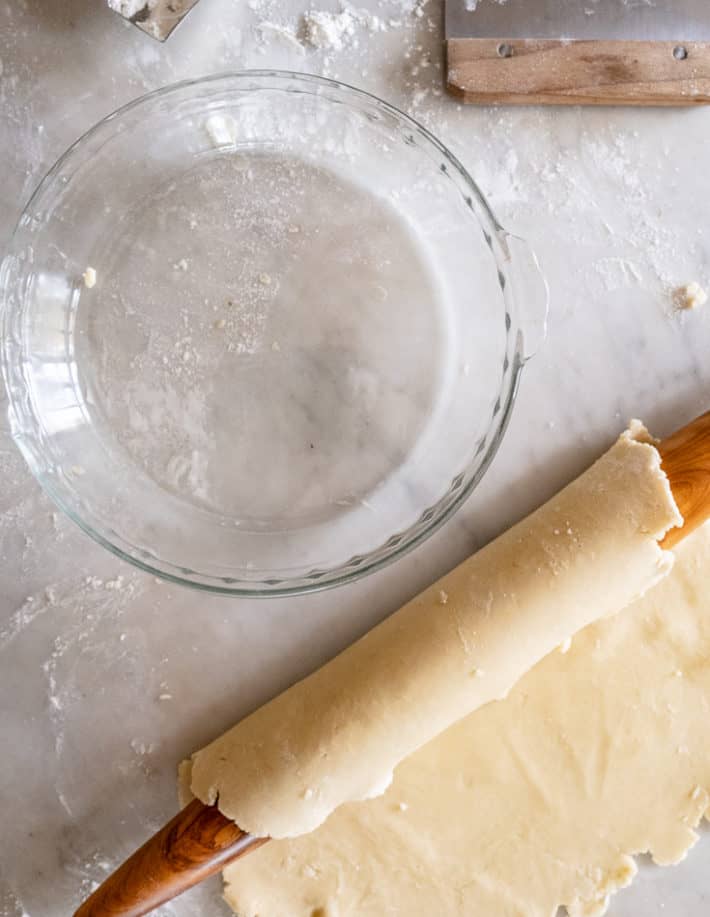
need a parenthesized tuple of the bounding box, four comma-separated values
(446, 0, 710, 105)
(108, 0, 201, 41)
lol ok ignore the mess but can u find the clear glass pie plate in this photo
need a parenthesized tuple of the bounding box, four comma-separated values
(1, 71, 547, 596)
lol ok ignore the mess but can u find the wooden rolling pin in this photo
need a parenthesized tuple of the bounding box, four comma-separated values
(74, 410, 710, 917)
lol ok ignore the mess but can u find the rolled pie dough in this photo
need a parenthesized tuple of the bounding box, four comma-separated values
(222, 524, 710, 917)
(185, 423, 681, 840)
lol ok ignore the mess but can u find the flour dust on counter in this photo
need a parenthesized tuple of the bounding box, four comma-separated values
(222, 525, 710, 917)
(251, 0, 439, 80)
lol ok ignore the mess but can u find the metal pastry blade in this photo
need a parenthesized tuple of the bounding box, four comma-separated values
(108, 0, 201, 42)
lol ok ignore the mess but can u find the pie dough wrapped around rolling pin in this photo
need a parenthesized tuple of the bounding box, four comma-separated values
(184, 422, 681, 839)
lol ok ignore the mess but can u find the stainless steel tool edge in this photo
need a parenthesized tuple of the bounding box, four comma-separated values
(109, 0, 201, 41)
(446, 0, 710, 42)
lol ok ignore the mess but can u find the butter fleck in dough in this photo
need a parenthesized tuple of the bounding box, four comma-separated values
(223, 525, 710, 917)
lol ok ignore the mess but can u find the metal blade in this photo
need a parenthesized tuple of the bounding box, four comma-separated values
(446, 0, 710, 42)
(109, 0, 201, 41)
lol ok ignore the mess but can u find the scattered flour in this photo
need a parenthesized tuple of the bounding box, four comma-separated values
(302, 7, 383, 51)
(0, 588, 59, 650)
(0, 562, 145, 826)
(592, 257, 643, 290)
(107, 0, 153, 17)
(256, 20, 304, 51)
(255, 1, 425, 60)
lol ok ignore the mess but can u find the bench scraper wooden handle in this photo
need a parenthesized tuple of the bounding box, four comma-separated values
(447, 39, 710, 105)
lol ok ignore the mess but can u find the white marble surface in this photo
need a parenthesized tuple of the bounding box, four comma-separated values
(2, 2, 710, 915)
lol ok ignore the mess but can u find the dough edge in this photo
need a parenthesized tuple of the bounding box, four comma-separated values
(182, 421, 681, 840)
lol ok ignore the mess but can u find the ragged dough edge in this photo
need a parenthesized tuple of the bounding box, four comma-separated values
(177, 758, 194, 810)
(222, 528, 710, 917)
(612, 419, 682, 539)
(601, 420, 682, 601)
(564, 551, 710, 917)
(567, 855, 638, 917)
(568, 793, 710, 917)
(603, 420, 681, 596)
(185, 421, 682, 840)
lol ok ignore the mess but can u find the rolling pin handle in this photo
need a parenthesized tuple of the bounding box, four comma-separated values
(72, 799, 267, 917)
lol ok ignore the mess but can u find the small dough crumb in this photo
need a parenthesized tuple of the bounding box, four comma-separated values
(174, 259, 189, 272)
(559, 637, 572, 654)
(82, 266, 97, 288)
(674, 281, 707, 311)
(204, 113, 237, 148)
(439, 590, 449, 605)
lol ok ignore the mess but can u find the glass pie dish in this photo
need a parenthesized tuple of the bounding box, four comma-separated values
(1, 71, 547, 596)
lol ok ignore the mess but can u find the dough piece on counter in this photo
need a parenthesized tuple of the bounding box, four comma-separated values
(224, 525, 710, 917)
(82, 266, 97, 288)
(186, 423, 680, 839)
(674, 281, 708, 311)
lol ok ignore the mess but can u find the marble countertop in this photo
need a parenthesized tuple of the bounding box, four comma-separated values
(2, 2, 710, 915)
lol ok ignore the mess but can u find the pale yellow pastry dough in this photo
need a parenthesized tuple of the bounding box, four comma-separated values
(186, 424, 680, 839)
(222, 524, 710, 917)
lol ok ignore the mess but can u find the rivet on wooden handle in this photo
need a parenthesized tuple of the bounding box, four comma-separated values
(72, 798, 267, 917)
(659, 411, 710, 549)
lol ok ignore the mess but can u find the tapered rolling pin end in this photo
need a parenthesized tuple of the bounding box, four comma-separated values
(73, 798, 266, 917)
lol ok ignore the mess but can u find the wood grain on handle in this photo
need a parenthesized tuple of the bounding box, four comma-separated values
(447, 39, 710, 106)
(659, 411, 710, 549)
(73, 799, 267, 917)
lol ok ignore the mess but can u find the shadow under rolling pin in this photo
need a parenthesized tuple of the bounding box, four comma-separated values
(74, 410, 710, 917)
